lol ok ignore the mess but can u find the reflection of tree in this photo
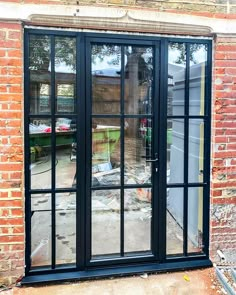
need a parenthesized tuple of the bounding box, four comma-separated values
(170, 43, 207, 64)
(92, 45, 153, 84)
(29, 36, 76, 71)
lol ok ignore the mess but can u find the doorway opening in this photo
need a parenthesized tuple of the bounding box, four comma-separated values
(24, 30, 212, 282)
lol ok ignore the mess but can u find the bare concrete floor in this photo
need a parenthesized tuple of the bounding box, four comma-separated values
(1, 268, 221, 295)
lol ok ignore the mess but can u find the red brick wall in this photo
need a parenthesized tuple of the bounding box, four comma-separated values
(211, 36, 236, 260)
(0, 2, 236, 285)
(0, 22, 24, 286)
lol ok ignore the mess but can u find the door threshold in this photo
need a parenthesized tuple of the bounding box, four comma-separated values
(21, 259, 212, 285)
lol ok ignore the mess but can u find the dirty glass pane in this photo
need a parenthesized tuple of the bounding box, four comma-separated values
(167, 188, 184, 256)
(31, 210, 51, 267)
(55, 117, 77, 188)
(124, 189, 152, 254)
(168, 43, 186, 116)
(188, 187, 204, 254)
(167, 119, 184, 184)
(55, 37, 76, 114)
(189, 44, 207, 116)
(29, 118, 52, 189)
(188, 119, 204, 183)
(91, 190, 120, 258)
(124, 118, 152, 185)
(29, 35, 51, 114)
(56, 193, 76, 265)
(124, 46, 153, 115)
(91, 44, 121, 114)
(91, 118, 120, 187)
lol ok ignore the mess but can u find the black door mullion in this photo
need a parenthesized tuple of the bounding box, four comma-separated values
(183, 43, 190, 257)
(152, 41, 160, 259)
(120, 45, 125, 257)
(50, 35, 56, 269)
(85, 38, 93, 265)
(158, 39, 168, 262)
(76, 33, 86, 269)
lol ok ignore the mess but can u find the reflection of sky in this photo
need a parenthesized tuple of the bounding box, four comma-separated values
(169, 47, 207, 65)
(92, 56, 120, 71)
(92, 51, 152, 71)
(55, 61, 75, 73)
(53, 47, 206, 73)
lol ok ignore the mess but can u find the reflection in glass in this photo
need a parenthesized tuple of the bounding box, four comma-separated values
(91, 44, 121, 114)
(189, 44, 207, 116)
(31, 210, 51, 267)
(92, 190, 120, 258)
(124, 189, 152, 254)
(29, 118, 52, 189)
(55, 37, 76, 114)
(124, 46, 153, 115)
(188, 187, 203, 253)
(56, 193, 76, 265)
(189, 119, 204, 183)
(55, 118, 77, 188)
(168, 43, 186, 116)
(124, 118, 152, 185)
(167, 119, 184, 184)
(167, 188, 184, 255)
(91, 119, 120, 187)
(29, 35, 51, 114)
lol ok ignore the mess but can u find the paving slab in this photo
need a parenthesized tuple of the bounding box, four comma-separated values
(0, 268, 221, 295)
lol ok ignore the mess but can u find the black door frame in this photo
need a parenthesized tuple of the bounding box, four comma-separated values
(84, 37, 161, 267)
(23, 29, 212, 284)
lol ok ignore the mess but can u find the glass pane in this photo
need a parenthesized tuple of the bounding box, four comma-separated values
(91, 119, 120, 187)
(31, 193, 51, 212)
(167, 188, 184, 255)
(189, 44, 207, 116)
(30, 118, 52, 189)
(55, 117, 77, 188)
(29, 35, 51, 114)
(168, 43, 186, 116)
(124, 46, 153, 115)
(124, 189, 152, 254)
(125, 118, 152, 185)
(55, 37, 76, 114)
(56, 193, 76, 265)
(188, 119, 204, 183)
(91, 44, 121, 114)
(92, 190, 120, 258)
(167, 119, 184, 184)
(188, 187, 203, 253)
(31, 210, 51, 267)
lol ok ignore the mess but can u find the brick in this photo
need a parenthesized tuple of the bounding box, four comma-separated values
(0, 58, 22, 67)
(0, 23, 21, 30)
(0, 235, 24, 243)
(7, 49, 22, 58)
(7, 31, 21, 40)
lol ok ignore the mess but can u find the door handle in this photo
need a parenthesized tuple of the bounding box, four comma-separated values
(146, 153, 158, 163)
(146, 158, 158, 163)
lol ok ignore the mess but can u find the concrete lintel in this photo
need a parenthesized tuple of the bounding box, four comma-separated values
(0, 3, 235, 35)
